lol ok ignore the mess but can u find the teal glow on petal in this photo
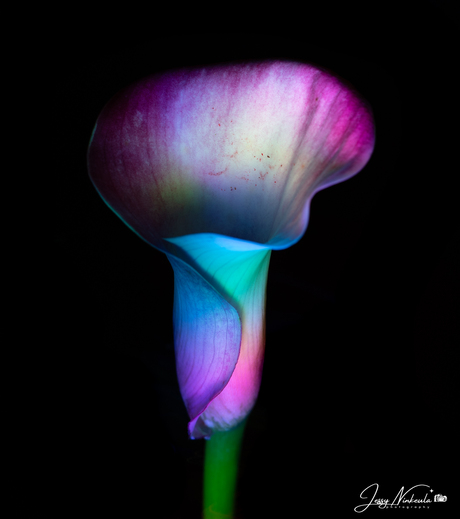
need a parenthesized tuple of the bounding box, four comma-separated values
(165, 233, 271, 438)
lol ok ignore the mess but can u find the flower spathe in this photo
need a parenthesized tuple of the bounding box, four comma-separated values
(88, 60, 375, 439)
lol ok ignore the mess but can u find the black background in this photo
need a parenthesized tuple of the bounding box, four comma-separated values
(53, 15, 457, 519)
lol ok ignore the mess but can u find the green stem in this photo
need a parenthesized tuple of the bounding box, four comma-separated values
(203, 419, 247, 519)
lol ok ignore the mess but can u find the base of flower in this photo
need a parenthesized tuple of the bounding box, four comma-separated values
(203, 418, 247, 519)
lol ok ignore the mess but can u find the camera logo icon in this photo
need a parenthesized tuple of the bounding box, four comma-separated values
(434, 494, 447, 503)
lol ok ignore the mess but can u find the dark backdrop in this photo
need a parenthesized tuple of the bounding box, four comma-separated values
(53, 21, 457, 518)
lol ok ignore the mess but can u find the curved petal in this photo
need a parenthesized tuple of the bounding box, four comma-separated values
(166, 234, 271, 439)
(167, 253, 241, 438)
(87, 60, 374, 251)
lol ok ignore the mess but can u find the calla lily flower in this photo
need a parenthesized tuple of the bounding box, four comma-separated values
(88, 60, 374, 441)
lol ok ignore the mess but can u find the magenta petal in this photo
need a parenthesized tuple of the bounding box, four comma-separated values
(88, 60, 374, 250)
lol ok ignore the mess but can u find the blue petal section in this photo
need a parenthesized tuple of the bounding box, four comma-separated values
(165, 234, 271, 438)
(165, 234, 271, 313)
(166, 253, 242, 427)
